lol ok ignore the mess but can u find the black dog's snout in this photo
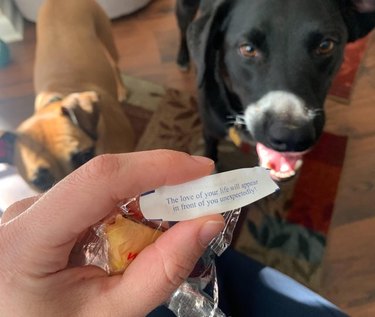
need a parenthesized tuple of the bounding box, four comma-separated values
(267, 122, 315, 152)
(32, 167, 55, 191)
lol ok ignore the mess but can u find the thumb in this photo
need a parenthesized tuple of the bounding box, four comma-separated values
(115, 214, 225, 316)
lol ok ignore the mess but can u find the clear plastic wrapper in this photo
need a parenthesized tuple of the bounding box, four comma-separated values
(70, 198, 241, 317)
(70, 167, 278, 316)
(167, 208, 242, 317)
(70, 197, 167, 274)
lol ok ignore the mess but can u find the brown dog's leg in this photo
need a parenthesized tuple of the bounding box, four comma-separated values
(62, 91, 99, 112)
(61, 91, 100, 140)
(35, 92, 63, 112)
(91, 1, 128, 103)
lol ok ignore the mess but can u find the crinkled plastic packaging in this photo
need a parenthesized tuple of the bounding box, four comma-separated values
(70, 197, 241, 317)
(71, 167, 279, 316)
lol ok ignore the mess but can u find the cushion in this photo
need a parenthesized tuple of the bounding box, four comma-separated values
(12, 0, 152, 22)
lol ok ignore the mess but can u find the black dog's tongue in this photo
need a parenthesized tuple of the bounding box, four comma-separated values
(256, 143, 303, 180)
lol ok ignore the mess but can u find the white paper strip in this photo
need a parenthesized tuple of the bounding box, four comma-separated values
(140, 167, 279, 221)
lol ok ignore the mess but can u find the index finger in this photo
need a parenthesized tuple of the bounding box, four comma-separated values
(6, 150, 214, 275)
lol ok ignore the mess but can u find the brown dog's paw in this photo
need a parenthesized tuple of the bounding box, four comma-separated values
(117, 84, 128, 103)
(115, 66, 128, 103)
(61, 91, 100, 140)
(62, 91, 99, 111)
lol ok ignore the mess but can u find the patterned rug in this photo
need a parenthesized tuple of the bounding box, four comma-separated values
(121, 74, 347, 292)
(233, 133, 347, 291)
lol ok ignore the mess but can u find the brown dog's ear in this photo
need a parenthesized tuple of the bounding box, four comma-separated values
(0, 131, 16, 165)
(61, 93, 100, 140)
(187, 0, 232, 87)
(341, 0, 375, 42)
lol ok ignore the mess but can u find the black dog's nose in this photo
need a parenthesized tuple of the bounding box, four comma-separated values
(266, 122, 315, 152)
(32, 167, 55, 191)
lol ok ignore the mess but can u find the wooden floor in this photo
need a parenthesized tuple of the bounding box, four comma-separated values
(1, 0, 375, 315)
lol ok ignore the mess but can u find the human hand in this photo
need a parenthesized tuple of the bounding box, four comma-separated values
(0, 150, 224, 316)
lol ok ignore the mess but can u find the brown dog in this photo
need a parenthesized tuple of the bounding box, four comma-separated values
(0, 0, 134, 191)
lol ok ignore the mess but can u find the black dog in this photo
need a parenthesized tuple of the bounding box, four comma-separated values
(176, 0, 375, 180)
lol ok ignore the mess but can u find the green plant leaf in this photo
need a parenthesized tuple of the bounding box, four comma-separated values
(298, 234, 310, 261)
(268, 233, 290, 249)
(260, 226, 270, 245)
(246, 220, 258, 240)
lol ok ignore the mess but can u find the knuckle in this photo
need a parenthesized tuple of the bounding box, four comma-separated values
(66, 154, 121, 189)
(151, 149, 183, 162)
(155, 244, 195, 290)
(164, 261, 190, 289)
(150, 149, 188, 177)
(82, 154, 121, 181)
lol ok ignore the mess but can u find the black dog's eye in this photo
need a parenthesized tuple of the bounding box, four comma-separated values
(239, 43, 260, 59)
(315, 39, 335, 55)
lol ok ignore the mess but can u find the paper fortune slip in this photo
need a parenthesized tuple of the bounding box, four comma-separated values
(140, 167, 279, 221)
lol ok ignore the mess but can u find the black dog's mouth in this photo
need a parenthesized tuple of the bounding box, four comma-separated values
(256, 143, 307, 181)
(229, 125, 306, 181)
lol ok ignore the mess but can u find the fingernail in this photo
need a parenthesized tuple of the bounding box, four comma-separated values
(199, 221, 225, 247)
(191, 155, 214, 166)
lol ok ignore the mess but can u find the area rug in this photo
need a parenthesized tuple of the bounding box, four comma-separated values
(121, 74, 347, 292)
(233, 133, 347, 292)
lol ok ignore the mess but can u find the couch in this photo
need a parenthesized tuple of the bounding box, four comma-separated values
(13, 0, 152, 22)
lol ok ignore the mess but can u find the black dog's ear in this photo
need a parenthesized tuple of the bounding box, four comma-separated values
(341, 0, 375, 42)
(187, 0, 232, 86)
(0, 131, 16, 165)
